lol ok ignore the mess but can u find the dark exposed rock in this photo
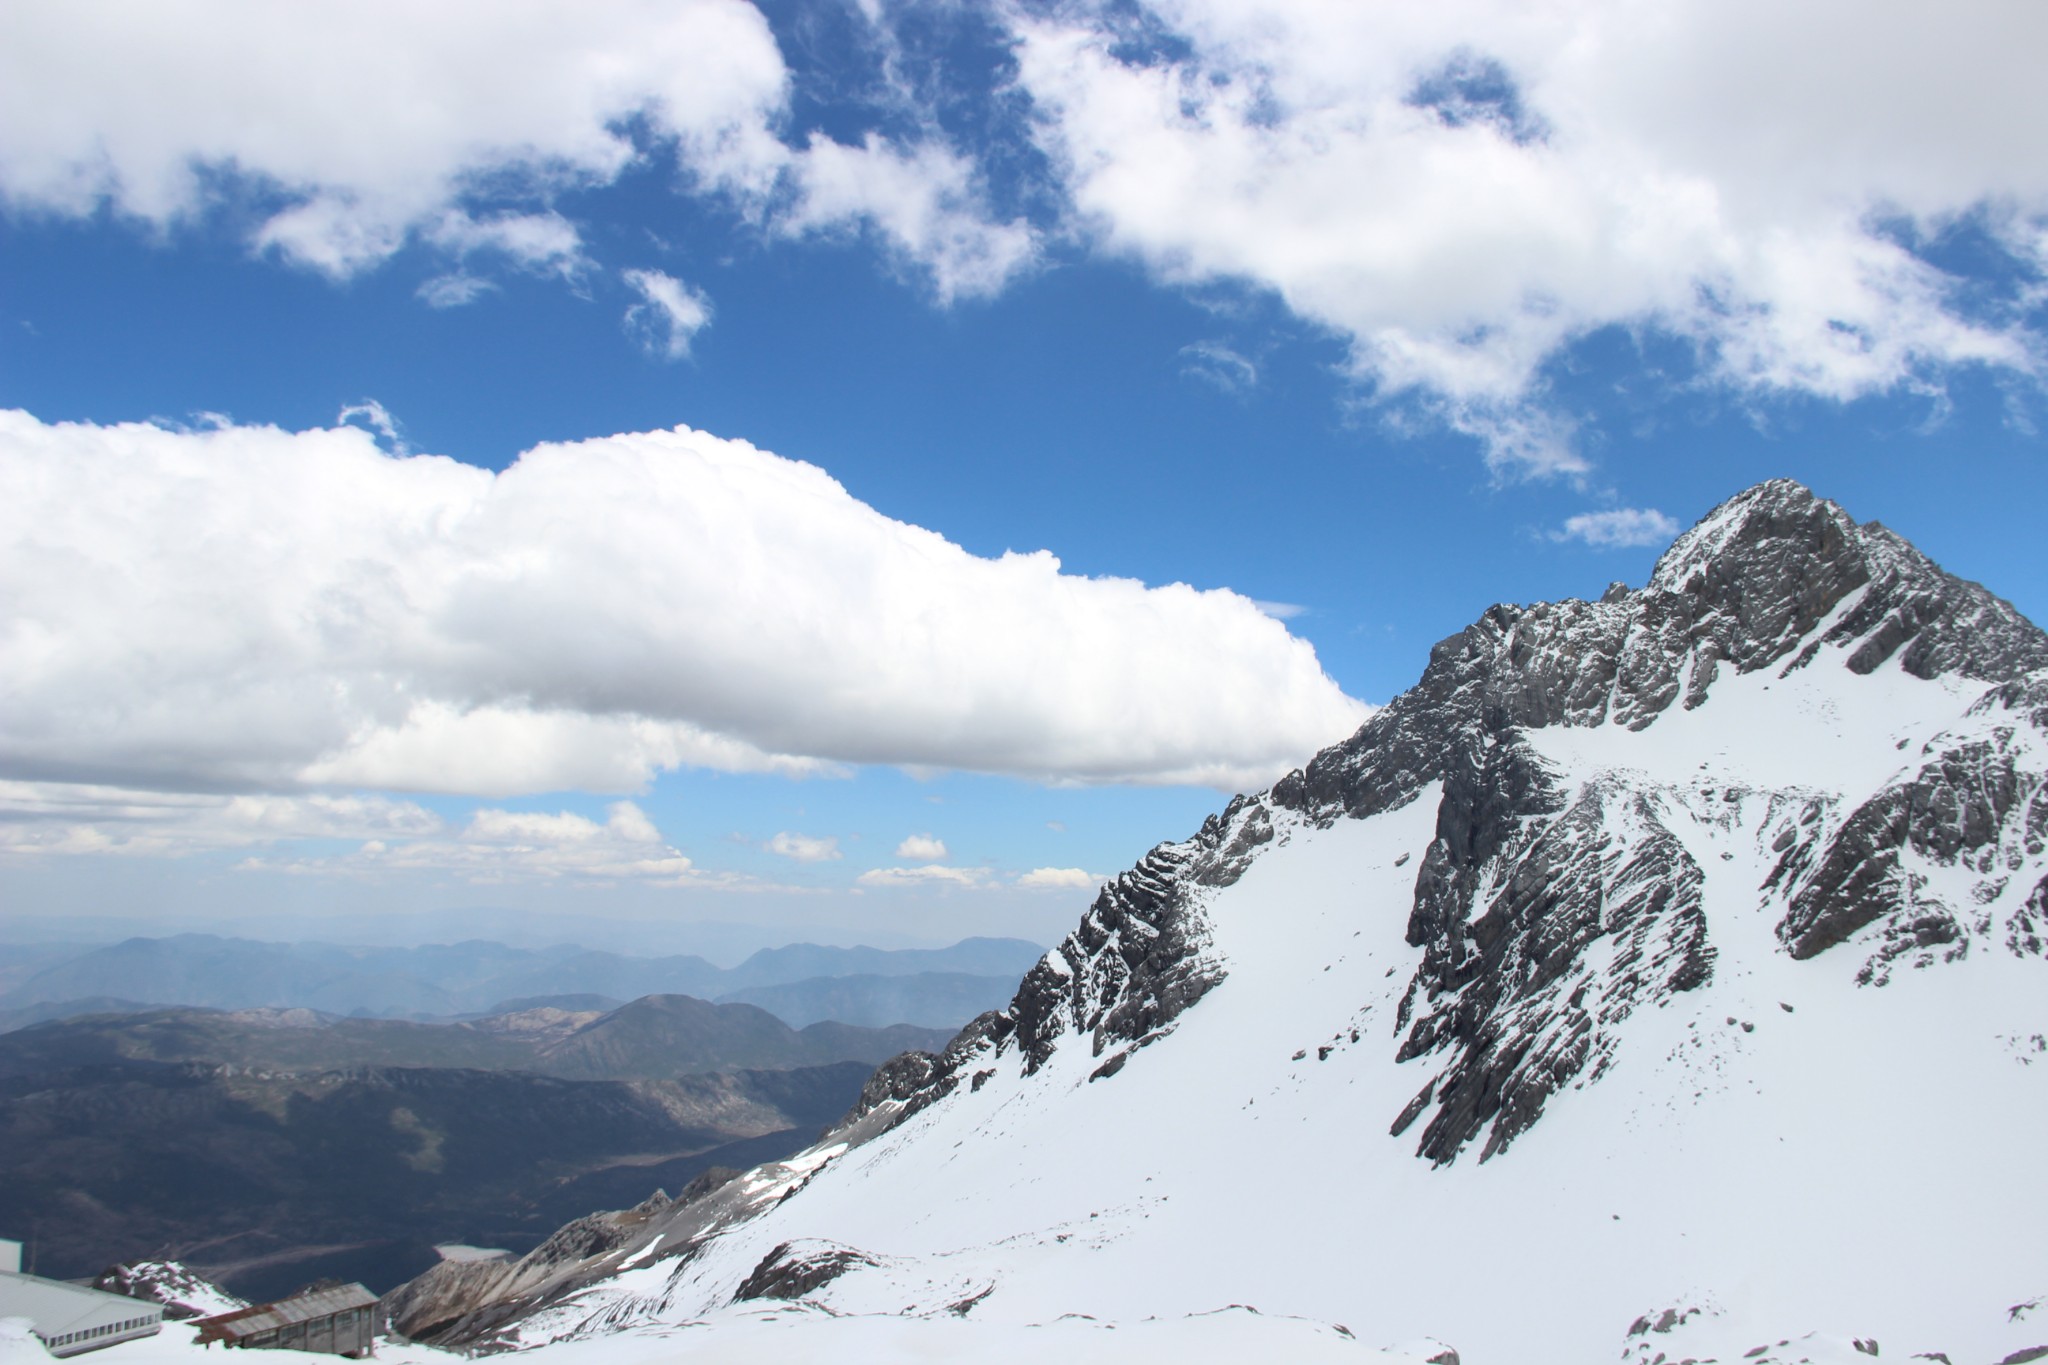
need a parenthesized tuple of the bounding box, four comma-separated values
(1008, 835, 1224, 1075)
(673, 1166, 741, 1207)
(379, 1187, 686, 1346)
(872, 805, 1270, 1117)
(2011, 877, 2048, 958)
(1776, 693, 2048, 966)
(1397, 782, 1714, 1163)
(90, 1261, 243, 1320)
(836, 1048, 940, 1127)
(731, 1240, 876, 1303)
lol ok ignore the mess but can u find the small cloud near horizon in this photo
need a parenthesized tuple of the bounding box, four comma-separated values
(1016, 867, 1096, 890)
(856, 864, 989, 889)
(766, 831, 841, 863)
(1550, 507, 1680, 550)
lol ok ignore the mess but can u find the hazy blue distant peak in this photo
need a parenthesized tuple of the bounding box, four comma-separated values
(0, 934, 1046, 1021)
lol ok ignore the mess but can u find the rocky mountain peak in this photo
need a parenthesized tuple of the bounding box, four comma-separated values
(1648, 478, 1854, 595)
(1646, 477, 1868, 676)
(887, 478, 2048, 1165)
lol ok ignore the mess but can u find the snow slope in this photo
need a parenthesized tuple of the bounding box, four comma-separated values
(386, 481, 2048, 1365)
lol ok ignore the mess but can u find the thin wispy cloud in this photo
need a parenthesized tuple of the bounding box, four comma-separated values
(1179, 341, 1260, 395)
(417, 273, 497, 309)
(856, 864, 988, 889)
(623, 269, 715, 360)
(0, 782, 441, 858)
(337, 399, 409, 454)
(782, 133, 1036, 304)
(427, 210, 587, 279)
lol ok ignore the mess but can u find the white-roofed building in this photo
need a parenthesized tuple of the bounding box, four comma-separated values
(0, 1240, 166, 1357)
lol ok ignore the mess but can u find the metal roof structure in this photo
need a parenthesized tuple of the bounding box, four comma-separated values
(194, 1284, 379, 1344)
(0, 1269, 164, 1357)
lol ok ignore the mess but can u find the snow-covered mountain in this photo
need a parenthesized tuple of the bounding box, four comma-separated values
(88, 1263, 245, 1321)
(386, 480, 2048, 1365)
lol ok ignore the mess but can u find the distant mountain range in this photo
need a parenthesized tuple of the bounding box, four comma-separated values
(0, 934, 1044, 1030)
(0, 987, 960, 1301)
(0, 996, 951, 1081)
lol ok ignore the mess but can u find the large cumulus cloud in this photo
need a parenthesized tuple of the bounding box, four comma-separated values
(0, 0, 1029, 297)
(0, 411, 1368, 798)
(1012, 0, 2048, 472)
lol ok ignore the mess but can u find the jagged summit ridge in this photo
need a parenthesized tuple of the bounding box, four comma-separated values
(1649, 477, 2047, 685)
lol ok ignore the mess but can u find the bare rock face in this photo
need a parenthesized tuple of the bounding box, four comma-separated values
(1774, 670, 2048, 976)
(1392, 775, 1715, 1163)
(866, 794, 1284, 1120)
(731, 1241, 876, 1303)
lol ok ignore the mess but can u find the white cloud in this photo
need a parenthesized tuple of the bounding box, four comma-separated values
(1551, 507, 1682, 550)
(337, 399, 407, 454)
(1250, 600, 1306, 622)
(766, 831, 842, 863)
(1179, 341, 1259, 395)
(0, 781, 441, 858)
(427, 210, 586, 278)
(783, 133, 1036, 303)
(1010, 0, 2048, 472)
(1016, 867, 1097, 890)
(623, 268, 715, 360)
(0, 2, 1034, 310)
(417, 273, 497, 309)
(856, 864, 990, 889)
(0, 411, 1365, 799)
(0, 1, 788, 272)
(0, 779, 721, 889)
(245, 800, 715, 885)
(894, 833, 948, 861)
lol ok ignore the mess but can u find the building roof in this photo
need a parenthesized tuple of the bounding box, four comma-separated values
(193, 1284, 379, 1342)
(0, 1270, 165, 1335)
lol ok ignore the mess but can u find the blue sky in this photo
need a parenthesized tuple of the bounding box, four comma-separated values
(3, 0, 2045, 957)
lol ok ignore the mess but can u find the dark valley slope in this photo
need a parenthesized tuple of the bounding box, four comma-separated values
(0, 1056, 872, 1302)
(0, 993, 952, 1301)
